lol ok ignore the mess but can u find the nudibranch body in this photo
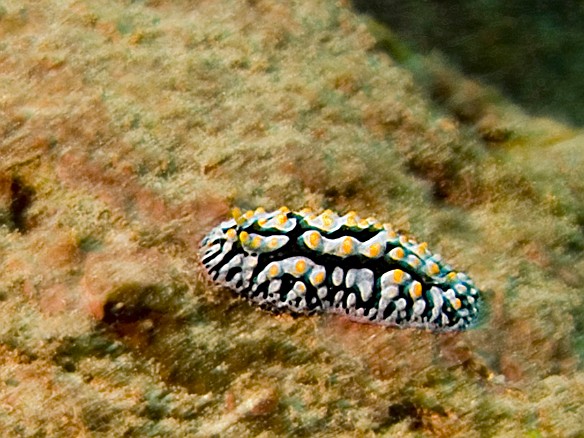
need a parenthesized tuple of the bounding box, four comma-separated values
(200, 207, 481, 331)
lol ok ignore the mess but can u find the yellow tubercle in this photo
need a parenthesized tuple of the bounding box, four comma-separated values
(278, 206, 290, 213)
(225, 228, 237, 240)
(452, 298, 462, 310)
(307, 231, 321, 249)
(410, 281, 422, 298)
(295, 259, 307, 275)
(239, 231, 250, 244)
(407, 255, 421, 268)
(276, 213, 288, 225)
(416, 242, 428, 254)
(393, 269, 405, 284)
(254, 207, 266, 215)
(258, 218, 267, 227)
(446, 271, 457, 281)
(389, 247, 405, 260)
(368, 243, 382, 258)
(426, 261, 440, 275)
(268, 263, 280, 278)
(345, 212, 358, 227)
(322, 213, 334, 228)
(231, 207, 242, 220)
(341, 237, 354, 255)
(268, 237, 280, 249)
(313, 271, 325, 285)
(295, 282, 307, 294)
(249, 235, 262, 250)
(244, 210, 254, 219)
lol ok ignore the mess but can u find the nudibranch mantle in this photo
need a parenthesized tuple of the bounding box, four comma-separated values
(200, 207, 481, 331)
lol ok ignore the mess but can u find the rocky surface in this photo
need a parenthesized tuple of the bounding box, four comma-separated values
(0, 0, 583, 436)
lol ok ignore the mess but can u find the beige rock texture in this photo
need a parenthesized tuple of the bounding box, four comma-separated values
(0, 0, 583, 436)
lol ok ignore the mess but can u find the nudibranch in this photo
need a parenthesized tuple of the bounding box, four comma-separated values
(200, 207, 481, 331)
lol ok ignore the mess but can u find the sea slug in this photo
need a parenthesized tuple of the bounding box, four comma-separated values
(200, 207, 481, 331)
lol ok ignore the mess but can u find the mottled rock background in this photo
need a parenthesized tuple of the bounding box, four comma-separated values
(1, 0, 583, 436)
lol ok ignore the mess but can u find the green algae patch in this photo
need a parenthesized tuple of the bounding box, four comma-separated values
(0, 0, 583, 436)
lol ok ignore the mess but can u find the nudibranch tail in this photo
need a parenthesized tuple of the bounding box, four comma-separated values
(200, 207, 481, 331)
